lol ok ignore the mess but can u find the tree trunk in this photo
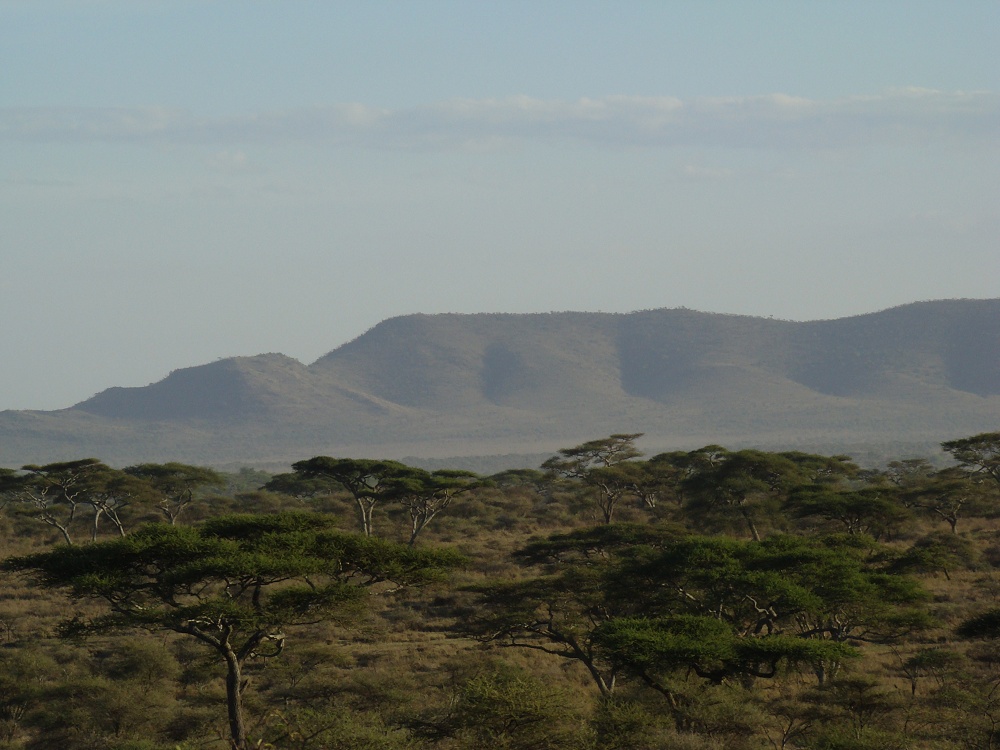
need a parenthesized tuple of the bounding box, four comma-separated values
(579, 653, 616, 698)
(814, 662, 827, 686)
(223, 649, 248, 750)
(106, 508, 127, 537)
(356, 499, 375, 537)
(597, 488, 617, 524)
(42, 515, 74, 546)
(91, 507, 104, 542)
(741, 505, 762, 542)
(408, 517, 426, 546)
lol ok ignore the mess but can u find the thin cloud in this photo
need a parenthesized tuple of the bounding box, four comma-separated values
(681, 164, 735, 181)
(1, 90, 996, 150)
(205, 149, 251, 173)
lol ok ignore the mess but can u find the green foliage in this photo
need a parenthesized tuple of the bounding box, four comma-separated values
(594, 614, 855, 684)
(288, 457, 424, 537)
(263, 470, 342, 498)
(785, 486, 909, 538)
(542, 434, 645, 523)
(615, 532, 929, 644)
(901, 465, 995, 533)
(804, 677, 905, 747)
(265, 705, 414, 750)
(6, 432, 1000, 749)
(590, 695, 685, 750)
(516, 518, 668, 556)
(541, 433, 644, 479)
(681, 448, 807, 540)
(122, 462, 224, 524)
(8, 512, 464, 635)
(394, 468, 482, 545)
(4, 511, 463, 750)
(942, 430, 1000, 487)
(957, 607, 1000, 639)
(466, 522, 926, 719)
(425, 660, 591, 750)
(892, 531, 980, 579)
(2, 459, 159, 544)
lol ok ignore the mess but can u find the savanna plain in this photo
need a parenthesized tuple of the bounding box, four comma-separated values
(2, 431, 1000, 750)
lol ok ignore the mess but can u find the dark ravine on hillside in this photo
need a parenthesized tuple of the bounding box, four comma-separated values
(2, 299, 999, 469)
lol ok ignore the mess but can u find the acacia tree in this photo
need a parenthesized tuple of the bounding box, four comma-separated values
(613, 532, 927, 651)
(0, 459, 101, 544)
(262, 471, 339, 499)
(394, 468, 481, 545)
(593, 614, 853, 697)
(464, 524, 676, 698)
(942, 431, 1000, 490)
(682, 449, 805, 541)
(78, 468, 157, 541)
(0, 459, 156, 544)
(639, 451, 700, 510)
(466, 563, 625, 697)
(901, 467, 993, 534)
(892, 531, 980, 580)
(288, 457, 419, 537)
(779, 452, 859, 486)
(784, 486, 910, 539)
(4, 511, 463, 750)
(583, 462, 653, 524)
(123, 462, 224, 524)
(542, 434, 645, 523)
(465, 524, 927, 713)
(542, 433, 644, 479)
(881, 458, 936, 490)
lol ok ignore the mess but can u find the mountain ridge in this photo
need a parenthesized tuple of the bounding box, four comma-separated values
(2, 299, 999, 468)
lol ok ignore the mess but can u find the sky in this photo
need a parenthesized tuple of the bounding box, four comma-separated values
(2, 1, 998, 411)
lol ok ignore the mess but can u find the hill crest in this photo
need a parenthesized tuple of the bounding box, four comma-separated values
(3, 299, 999, 467)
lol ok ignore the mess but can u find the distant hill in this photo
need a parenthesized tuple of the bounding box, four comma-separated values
(2, 299, 999, 469)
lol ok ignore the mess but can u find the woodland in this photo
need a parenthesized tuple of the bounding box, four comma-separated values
(1, 431, 1000, 750)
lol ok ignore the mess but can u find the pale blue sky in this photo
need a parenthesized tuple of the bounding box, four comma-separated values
(2, 1, 998, 410)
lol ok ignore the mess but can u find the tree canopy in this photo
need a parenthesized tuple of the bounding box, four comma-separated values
(122, 462, 224, 524)
(1, 459, 157, 544)
(465, 522, 927, 722)
(286, 457, 421, 537)
(5, 511, 464, 750)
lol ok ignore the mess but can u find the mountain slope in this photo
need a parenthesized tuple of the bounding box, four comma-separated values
(2, 299, 999, 467)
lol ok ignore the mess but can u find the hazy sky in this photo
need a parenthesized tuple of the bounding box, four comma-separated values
(2, 1, 998, 411)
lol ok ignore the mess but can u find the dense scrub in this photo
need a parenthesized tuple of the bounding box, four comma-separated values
(0, 431, 999, 749)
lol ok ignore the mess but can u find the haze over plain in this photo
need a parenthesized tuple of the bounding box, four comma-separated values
(2, 1, 998, 411)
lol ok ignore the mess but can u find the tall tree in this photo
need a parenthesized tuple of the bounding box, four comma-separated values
(465, 524, 671, 698)
(901, 467, 993, 534)
(880, 458, 936, 490)
(682, 449, 805, 541)
(784, 486, 910, 539)
(541, 433, 644, 479)
(123, 462, 224, 525)
(583, 462, 651, 524)
(942, 431, 1000, 494)
(542, 434, 645, 523)
(394, 468, 481, 545)
(288, 457, 419, 537)
(465, 525, 927, 709)
(2, 459, 155, 544)
(641, 450, 701, 510)
(5, 511, 463, 750)
(593, 614, 854, 692)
